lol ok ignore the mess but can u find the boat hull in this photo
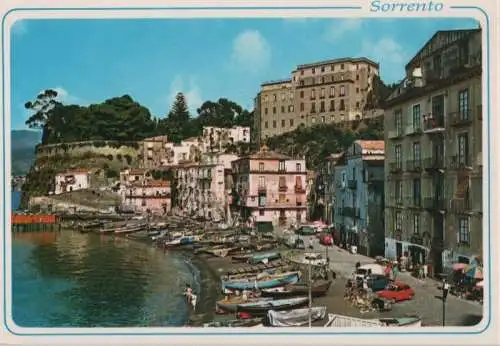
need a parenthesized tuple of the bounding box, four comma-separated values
(261, 280, 332, 298)
(237, 297, 309, 315)
(221, 272, 300, 291)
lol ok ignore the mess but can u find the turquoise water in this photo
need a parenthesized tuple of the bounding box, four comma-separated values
(11, 191, 200, 327)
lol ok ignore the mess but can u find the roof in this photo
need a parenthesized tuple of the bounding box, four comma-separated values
(355, 140, 385, 152)
(295, 57, 379, 70)
(144, 180, 170, 188)
(261, 78, 292, 87)
(235, 145, 291, 161)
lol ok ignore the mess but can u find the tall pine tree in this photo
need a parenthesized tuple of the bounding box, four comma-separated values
(165, 92, 190, 143)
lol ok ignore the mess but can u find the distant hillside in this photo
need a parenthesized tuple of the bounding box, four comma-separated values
(265, 117, 384, 170)
(11, 130, 42, 175)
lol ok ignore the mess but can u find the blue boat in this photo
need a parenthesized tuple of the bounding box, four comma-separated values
(221, 271, 300, 291)
(233, 251, 281, 264)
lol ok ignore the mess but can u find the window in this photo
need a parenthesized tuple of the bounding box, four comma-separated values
(356, 87, 359, 93)
(312, 67, 315, 74)
(297, 91, 302, 99)
(264, 108, 268, 115)
(300, 80, 304, 87)
(320, 88, 325, 98)
(340, 85, 346, 96)
(330, 100, 335, 111)
(311, 89, 316, 99)
(273, 107, 276, 114)
(395, 109, 403, 133)
(296, 163, 302, 172)
(413, 214, 420, 234)
(395, 211, 403, 230)
(321, 77, 325, 84)
(395, 144, 402, 168)
(300, 70, 304, 75)
(413, 141, 421, 162)
(340, 63, 344, 70)
(288, 105, 294, 112)
(412, 104, 421, 129)
(272, 120, 277, 128)
(273, 94, 277, 101)
(356, 102, 360, 109)
(264, 121, 268, 129)
(320, 101, 325, 112)
(300, 103, 304, 111)
(311, 103, 316, 113)
(279, 160, 285, 172)
(331, 65, 335, 71)
(356, 74, 359, 80)
(413, 178, 421, 205)
(290, 119, 294, 127)
(281, 93, 285, 101)
(330, 86, 335, 97)
(321, 116, 326, 123)
(281, 106, 285, 113)
(458, 133, 470, 166)
(321, 66, 325, 72)
(395, 180, 403, 203)
(339, 99, 345, 111)
(458, 89, 469, 120)
(281, 119, 285, 127)
(458, 218, 470, 245)
(259, 209, 265, 216)
(258, 176, 265, 187)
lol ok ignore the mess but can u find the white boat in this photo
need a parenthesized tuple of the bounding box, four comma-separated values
(267, 307, 327, 327)
(324, 313, 422, 327)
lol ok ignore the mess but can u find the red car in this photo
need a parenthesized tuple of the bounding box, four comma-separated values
(319, 233, 333, 245)
(376, 281, 415, 302)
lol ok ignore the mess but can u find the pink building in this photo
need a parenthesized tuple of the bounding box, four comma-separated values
(231, 145, 307, 231)
(121, 180, 171, 215)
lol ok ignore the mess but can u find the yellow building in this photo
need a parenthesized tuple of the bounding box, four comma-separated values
(383, 29, 482, 275)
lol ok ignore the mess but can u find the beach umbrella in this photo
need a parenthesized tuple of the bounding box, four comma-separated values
(464, 266, 483, 279)
(452, 263, 468, 271)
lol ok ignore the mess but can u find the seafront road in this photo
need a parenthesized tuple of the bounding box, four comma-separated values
(275, 229, 484, 327)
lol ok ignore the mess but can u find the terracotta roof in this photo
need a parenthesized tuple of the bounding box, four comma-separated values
(355, 140, 385, 152)
(144, 180, 170, 188)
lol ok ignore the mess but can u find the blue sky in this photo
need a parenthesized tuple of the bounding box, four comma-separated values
(10, 17, 479, 129)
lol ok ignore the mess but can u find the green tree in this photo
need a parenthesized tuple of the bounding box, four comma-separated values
(161, 92, 191, 143)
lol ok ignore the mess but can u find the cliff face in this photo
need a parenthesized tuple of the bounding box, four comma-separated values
(20, 140, 139, 209)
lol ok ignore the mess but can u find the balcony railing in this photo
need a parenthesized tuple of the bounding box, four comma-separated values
(450, 155, 473, 171)
(423, 116, 445, 133)
(278, 185, 288, 192)
(405, 197, 422, 208)
(342, 207, 360, 218)
(405, 125, 423, 136)
(422, 196, 446, 211)
(347, 180, 357, 189)
(449, 198, 472, 214)
(388, 128, 405, 139)
(449, 110, 472, 127)
(389, 162, 403, 174)
(422, 155, 445, 171)
(406, 159, 422, 172)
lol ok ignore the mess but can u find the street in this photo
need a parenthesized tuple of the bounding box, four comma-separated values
(276, 229, 484, 326)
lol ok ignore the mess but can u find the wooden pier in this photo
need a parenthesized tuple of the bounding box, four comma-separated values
(12, 213, 61, 232)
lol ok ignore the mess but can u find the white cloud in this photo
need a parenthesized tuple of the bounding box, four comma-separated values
(11, 20, 28, 36)
(358, 37, 408, 82)
(168, 76, 203, 114)
(230, 30, 271, 73)
(323, 19, 363, 42)
(52, 87, 84, 105)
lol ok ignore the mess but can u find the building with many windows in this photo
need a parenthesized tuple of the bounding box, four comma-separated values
(254, 57, 381, 142)
(383, 29, 482, 275)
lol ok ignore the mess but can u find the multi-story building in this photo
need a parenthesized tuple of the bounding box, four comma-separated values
(174, 153, 232, 221)
(54, 168, 93, 194)
(120, 180, 171, 215)
(201, 126, 251, 152)
(255, 57, 380, 142)
(162, 137, 203, 167)
(140, 136, 169, 169)
(231, 146, 307, 231)
(383, 29, 482, 275)
(332, 141, 385, 256)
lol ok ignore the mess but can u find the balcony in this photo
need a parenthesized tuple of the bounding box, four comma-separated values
(405, 197, 422, 209)
(449, 198, 472, 214)
(405, 125, 423, 137)
(347, 180, 357, 189)
(450, 155, 473, 171)
(449, 110, 472, 127)
(422, 196, 446, 211)
(258, 185, 267, 194)
(295, 185, 306, 193)
(388, 128, 405, 140)
(406, 159, 422, 173)
(422, 155, 445, 171)
(278, 185, 288, 192)
(389, 162, 403, 174)
(342, 207, 360, 218)
(423, 115, 445, 134)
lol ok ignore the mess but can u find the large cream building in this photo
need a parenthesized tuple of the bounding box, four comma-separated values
(383, 29, 482, 276)
(255, 57, 380, 142)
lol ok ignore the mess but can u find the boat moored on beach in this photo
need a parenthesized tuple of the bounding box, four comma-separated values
(323, 313, 422, 327)
(221, 271, 301, 291)
(261, 280, 332, 298)
(266, 306, 327, 327)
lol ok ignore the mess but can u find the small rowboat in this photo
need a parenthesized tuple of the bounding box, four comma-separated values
(266, 306, 327, 327)
(221, 271, 300, 291)
(236, 297, 309, 315)
(216, 297, 274, 313)
(203, 318, 263, 327)
(261, 280, 332, 298)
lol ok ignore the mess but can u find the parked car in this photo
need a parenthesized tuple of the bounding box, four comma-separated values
(319, 233, 333, 245)
(295, 226, 316, 236)
(376, 281, 415, 302)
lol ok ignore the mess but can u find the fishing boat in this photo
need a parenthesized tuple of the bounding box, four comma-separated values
(221, 271, 301, 291)
(114, 223, 147, 234)
(266, 306, 327, 327)
(261, 280, 332, 298)
(127, 230, 160, 240)
(236, 297, 309, 315)
(232, 252, 281, 264)
(203, 318, 263, 327)
(216, 297, 274, 313)
(226, 261, 289, 276)
(323, 314, 422, 327)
